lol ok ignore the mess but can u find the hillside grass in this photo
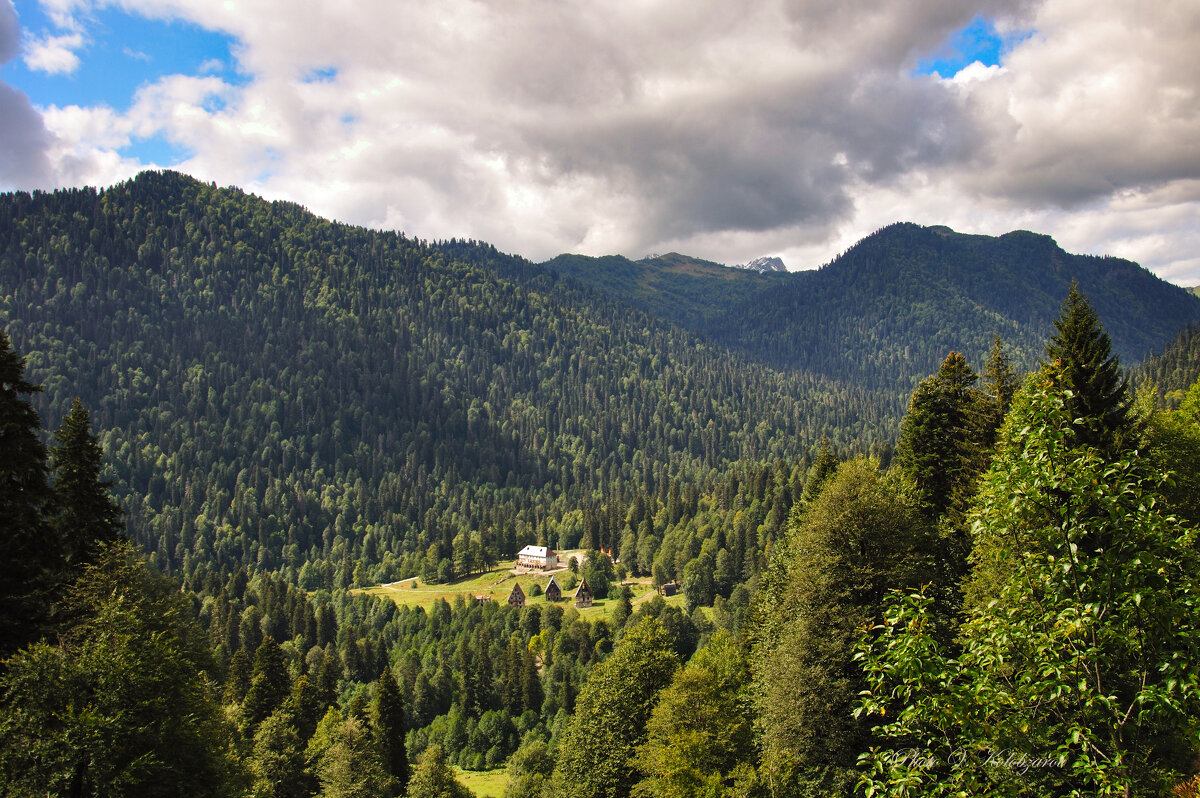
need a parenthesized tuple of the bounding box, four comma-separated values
(359, 553, 685, 621)
(453, 765, 508, 797)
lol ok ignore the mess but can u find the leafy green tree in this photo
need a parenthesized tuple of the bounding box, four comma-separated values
(502, 739, 555, 798)
(550, 618, 680, 798)
(0, 329, 57, 658)
(313, 714, 396, 798)
(749, 457, 931, 797)
(1138, 376, 1200, 524)
(858, 367, 1200, 796)
(582, 549, 614, 600)
(0, 542, 241, 797)
(248, 708, 308, 798)
(634, 630, 755, 798)
(1044, 282, 1131, 453)
(49, 397, 124, 572)
(406, 744, 473, 798)
(373, 667, 409, 794)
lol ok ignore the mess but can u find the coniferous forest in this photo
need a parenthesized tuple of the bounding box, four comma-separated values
(4, 172, 1200, 797)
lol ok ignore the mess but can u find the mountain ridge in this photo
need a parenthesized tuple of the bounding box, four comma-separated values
(544, 221, 1200, 396)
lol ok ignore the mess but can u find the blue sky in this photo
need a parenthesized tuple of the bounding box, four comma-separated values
(916, 15, 1007, 77)
(1, 0, 1198, 284)
(4, 1, 240, 164)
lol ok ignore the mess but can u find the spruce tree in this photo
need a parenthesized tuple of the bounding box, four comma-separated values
(243, 637, 291, 731)
(894, 351, 987, 520)
(372, 667, 409, 794)
(1044, 282, 1130, 452)
(981, 335, 1019, 443)
(50, 397, 124, 572)
(0, 330, 57, 658)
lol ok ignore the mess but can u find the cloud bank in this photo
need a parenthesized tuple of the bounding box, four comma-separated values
(7, 0, 1200, 282)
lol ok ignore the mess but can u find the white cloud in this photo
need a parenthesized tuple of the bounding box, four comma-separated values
(23, 31, 83, 74)
(13, 0, 1200, 283)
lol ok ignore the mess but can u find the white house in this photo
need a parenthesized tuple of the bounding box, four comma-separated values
(517, 545, 558, 569)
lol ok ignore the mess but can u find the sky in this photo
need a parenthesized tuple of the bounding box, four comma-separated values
(1, 1, 1199, 284)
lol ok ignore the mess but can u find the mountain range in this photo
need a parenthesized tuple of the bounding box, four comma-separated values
(544, 223, 1200, 395)
(1, 170, 1198, 584)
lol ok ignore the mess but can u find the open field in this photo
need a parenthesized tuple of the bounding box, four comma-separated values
(453, 765, 508, 797)
(358, 554, 686, 621)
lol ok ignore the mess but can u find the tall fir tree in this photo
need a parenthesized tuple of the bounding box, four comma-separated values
(0, 330, 57, 659)
(1044, 282, 1131, 452)
(372, 667, 409, 795)
(981, 335, 1020, 444)
(50, 397, 124, 573)
(894, 351, 988, 520)
(243, 637, 291, 731)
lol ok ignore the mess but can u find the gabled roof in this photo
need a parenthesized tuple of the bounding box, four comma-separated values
(509, 582, 525, 599)
(518, 545, 552, 558)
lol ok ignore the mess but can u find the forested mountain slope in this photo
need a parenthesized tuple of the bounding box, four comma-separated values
(541, 251, 785, 329)
(545, 223, 1200, 398)
(0, 171, 890, 587)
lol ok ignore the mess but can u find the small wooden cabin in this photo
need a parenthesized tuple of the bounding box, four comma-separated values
(508, 582, 526, 608)
(574, 576, 594, 608)
(545, 575, 562, 602)
(659, 581, 679, 597)
(473, 594, 492, 605)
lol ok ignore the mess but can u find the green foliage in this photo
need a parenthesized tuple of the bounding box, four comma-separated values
(894, 351, 988, 520)
(1044, 282, 1132, 453)
(242, 636, 291, 732)
(248, 709, 309, 798)
(550, 618, 680, 798)
(0, 172, 885, 596)
(50, 397, 125, 572)
(0, 542, 242, 797)
(0, 329, 56, 658)
(633, 630, 756, 798)
(502, 739, 554, 798)
(313, 714, 396, 798)
(407, 745, 474, 798)
(749, 457, 932, 796)
(857, 369, 1200, 796)
(980, 335, 1019, 440)
(373, 667, 409, 793)
(1137, 377, 1200, 524)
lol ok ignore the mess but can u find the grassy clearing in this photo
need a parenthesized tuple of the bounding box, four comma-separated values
(453, 765, 508, 797)
(359, 555, 685, 622)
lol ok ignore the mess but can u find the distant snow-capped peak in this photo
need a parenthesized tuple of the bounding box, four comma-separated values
(738, 256, 787, 273)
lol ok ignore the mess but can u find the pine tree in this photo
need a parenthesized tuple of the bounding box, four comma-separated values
(0, 330, 57, 658)
(50, 398, 124, 572)
(372, 667, 409, 794)
(1044, 282, 1131, 452)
